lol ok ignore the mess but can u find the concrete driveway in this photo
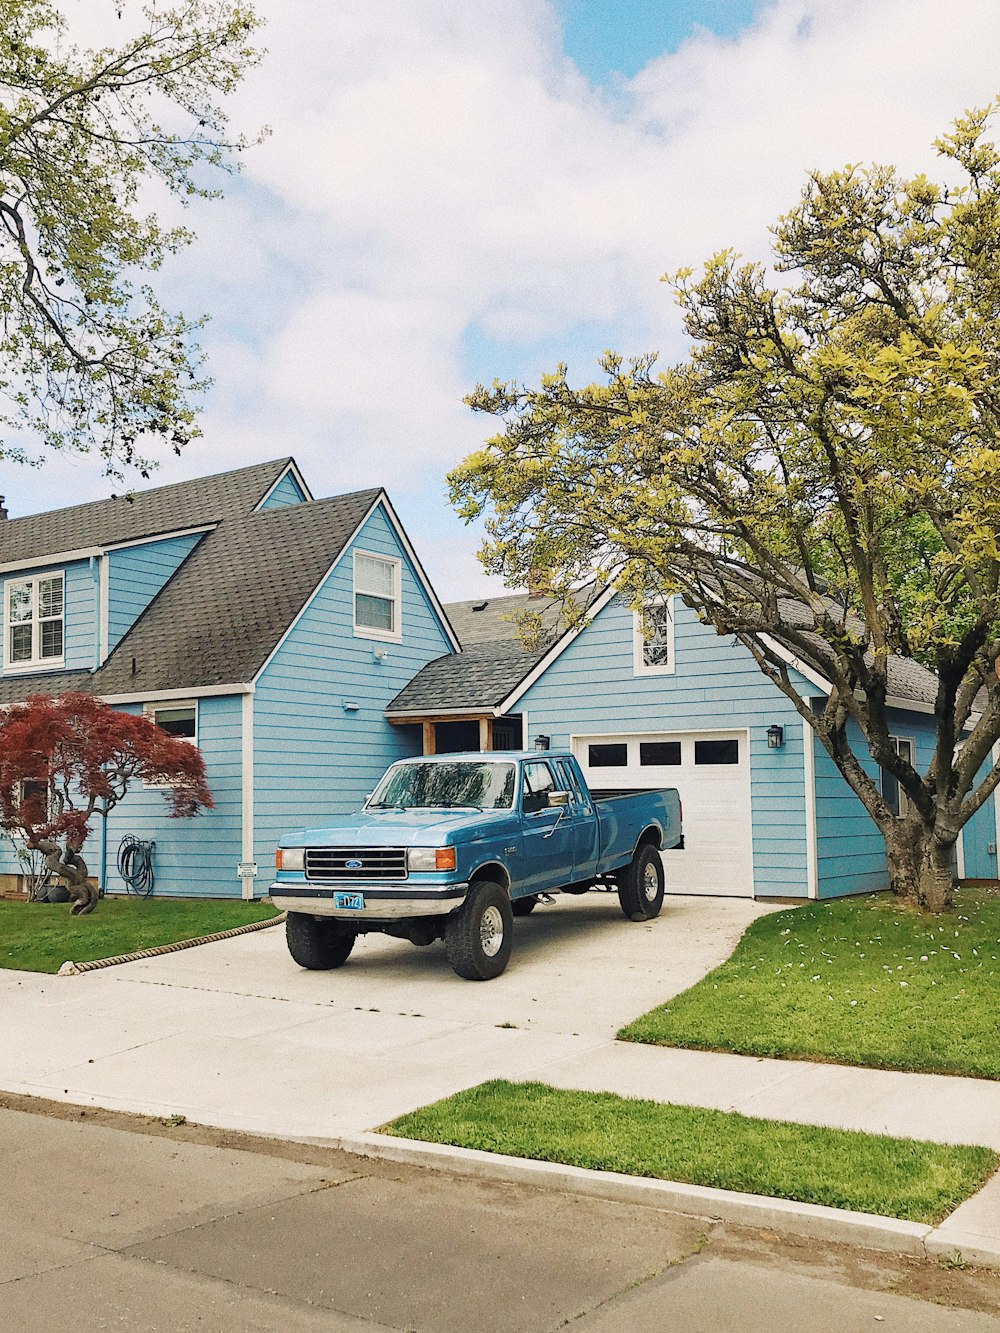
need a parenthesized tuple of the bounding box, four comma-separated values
(0, 893, 778, 1139)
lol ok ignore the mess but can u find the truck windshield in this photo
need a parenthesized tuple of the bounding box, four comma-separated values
(369, 761, 516, 811)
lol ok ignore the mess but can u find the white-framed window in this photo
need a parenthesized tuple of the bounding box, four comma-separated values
(632, 595, 674, 676)
(881, 736, 914, 818)
(353, 551, 402, 641)
(142, 701, 199, 787)
(19, 778, 54, 822)
(145, 701, 198, 745)
(4, 571, 65, 671)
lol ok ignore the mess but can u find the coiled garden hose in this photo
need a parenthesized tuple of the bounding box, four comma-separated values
(117, 835, 155, 896)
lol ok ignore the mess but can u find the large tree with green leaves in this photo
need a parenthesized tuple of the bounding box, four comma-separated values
(0, 0, 263, 476)
(451, 103, 1000, 913)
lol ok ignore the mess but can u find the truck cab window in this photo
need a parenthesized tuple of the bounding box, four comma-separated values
(522, 761, 556, 814)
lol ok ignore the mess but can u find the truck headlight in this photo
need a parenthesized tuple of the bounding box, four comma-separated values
(276, 847, 305, 872)
(407, 847, 457, 872)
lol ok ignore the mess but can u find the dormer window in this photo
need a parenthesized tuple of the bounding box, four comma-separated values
(5, 572, 64, 670)
(353, 551, 402, 641)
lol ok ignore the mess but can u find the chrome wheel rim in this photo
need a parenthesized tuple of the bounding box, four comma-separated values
(480, 905, 504, 957)
(643, 860, 660, 902)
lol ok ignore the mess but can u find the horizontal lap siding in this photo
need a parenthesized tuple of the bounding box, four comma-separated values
(258, 472, 306, 508)
(814, 709, 941, 899)
(106, 533, 202, 652)
(962, 754, 998, 879)
(99, 697, 244, 898)
(516, 597, 811, 898)
(251, 504, 451, 877)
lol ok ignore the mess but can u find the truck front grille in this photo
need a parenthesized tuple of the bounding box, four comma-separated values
(304, 847, 407, 882)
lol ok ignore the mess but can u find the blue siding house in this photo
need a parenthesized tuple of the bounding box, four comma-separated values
(2, 456, 996, 903)
(389, 587, 999, 900)
(0, 459, 455, 898)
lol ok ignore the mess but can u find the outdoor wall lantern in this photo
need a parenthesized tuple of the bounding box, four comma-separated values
(766, 724, 784, 750)
(534, 734, 551, 751)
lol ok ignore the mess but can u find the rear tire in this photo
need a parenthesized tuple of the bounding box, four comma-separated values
(512, 895, 538, 916)
(446, 880, 513, 980)
(617, 843, 665, 921)
(286, 913, 356, 970)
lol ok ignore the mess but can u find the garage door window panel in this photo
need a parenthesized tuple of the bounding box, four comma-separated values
(588, 743, 628, 768)
(640, 741, 681, 766)
(695, 739, 740, 765)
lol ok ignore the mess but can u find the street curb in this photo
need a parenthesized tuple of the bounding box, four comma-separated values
(312, 1130, 1000, 1266)
(56, 911, 287, 975)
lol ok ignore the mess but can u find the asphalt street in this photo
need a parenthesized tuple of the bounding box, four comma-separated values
(3, 1098, 999, 1333)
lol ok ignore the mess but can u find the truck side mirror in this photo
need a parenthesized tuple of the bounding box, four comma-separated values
(548, 790, 571, 808)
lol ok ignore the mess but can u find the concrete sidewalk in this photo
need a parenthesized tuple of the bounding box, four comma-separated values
(2, 892, 1000, 1265)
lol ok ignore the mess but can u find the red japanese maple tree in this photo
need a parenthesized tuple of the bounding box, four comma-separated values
(0, 693, 213, 916)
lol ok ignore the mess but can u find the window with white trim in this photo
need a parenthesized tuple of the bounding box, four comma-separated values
(353, 551, 401, 640)
(4, 572, 65, 670)
(632, 595, 674, 675)
(142, 701, 198, 787)
(881, 736, 914, 818)
(145, 702, 198, 744)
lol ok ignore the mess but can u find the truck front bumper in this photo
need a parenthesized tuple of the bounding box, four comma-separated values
(268, 882, 468, 920)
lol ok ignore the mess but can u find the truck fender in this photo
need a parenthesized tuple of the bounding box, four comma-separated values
(468, 860, 511, 893)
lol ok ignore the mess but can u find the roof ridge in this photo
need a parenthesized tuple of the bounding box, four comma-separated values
(1, 456, 291, 527)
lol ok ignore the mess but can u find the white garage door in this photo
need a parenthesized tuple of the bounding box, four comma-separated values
(574, 731, 754, 897)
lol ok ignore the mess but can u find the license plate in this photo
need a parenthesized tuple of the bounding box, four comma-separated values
(334, 891, 365, 911)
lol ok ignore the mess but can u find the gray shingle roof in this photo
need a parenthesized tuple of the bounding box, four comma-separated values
(387, 641, 544, 714)
(445, 592, 567, 646)
(386, 590, 573, 715)
(0, 483, 381, 702)
(0, 458, 291, 565)
(773, 596, 939, 707)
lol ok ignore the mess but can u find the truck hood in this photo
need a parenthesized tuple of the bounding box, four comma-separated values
(281, 808, 515, 847)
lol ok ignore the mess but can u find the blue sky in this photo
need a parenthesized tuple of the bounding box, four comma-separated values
(6, 0, 1000, 599)
(560, 0, 763, 80)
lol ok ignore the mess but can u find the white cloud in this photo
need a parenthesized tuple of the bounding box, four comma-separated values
(13, 0, 1000, 599)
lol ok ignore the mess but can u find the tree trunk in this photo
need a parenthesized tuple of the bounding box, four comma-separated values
(35, 839, 97, 916)
(884, 820, 956, 911)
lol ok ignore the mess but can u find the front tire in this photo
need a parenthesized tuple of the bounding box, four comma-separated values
(617, 843, 665, 921)
(286, 913, 356, 970)
(446, 880, 513, 980)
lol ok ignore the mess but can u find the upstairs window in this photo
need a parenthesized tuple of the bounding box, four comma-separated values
(633, 596, 674, 675)
(354, 551, 401, 640)
(5, 572, 64, 670)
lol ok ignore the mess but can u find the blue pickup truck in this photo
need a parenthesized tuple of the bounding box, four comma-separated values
(269, 750, 682, 980)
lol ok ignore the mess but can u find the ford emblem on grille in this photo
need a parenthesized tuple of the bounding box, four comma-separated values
(345, 859, 363, 870)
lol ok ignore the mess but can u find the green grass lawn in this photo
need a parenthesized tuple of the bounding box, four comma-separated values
(383, 1080, 997, 1224)
(0, 897, 281, 973)
(619, 889, 1000, 1079)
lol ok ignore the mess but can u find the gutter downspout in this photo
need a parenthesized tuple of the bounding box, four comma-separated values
(90, 555, 100, 670)
(99, 801, 108, 897)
